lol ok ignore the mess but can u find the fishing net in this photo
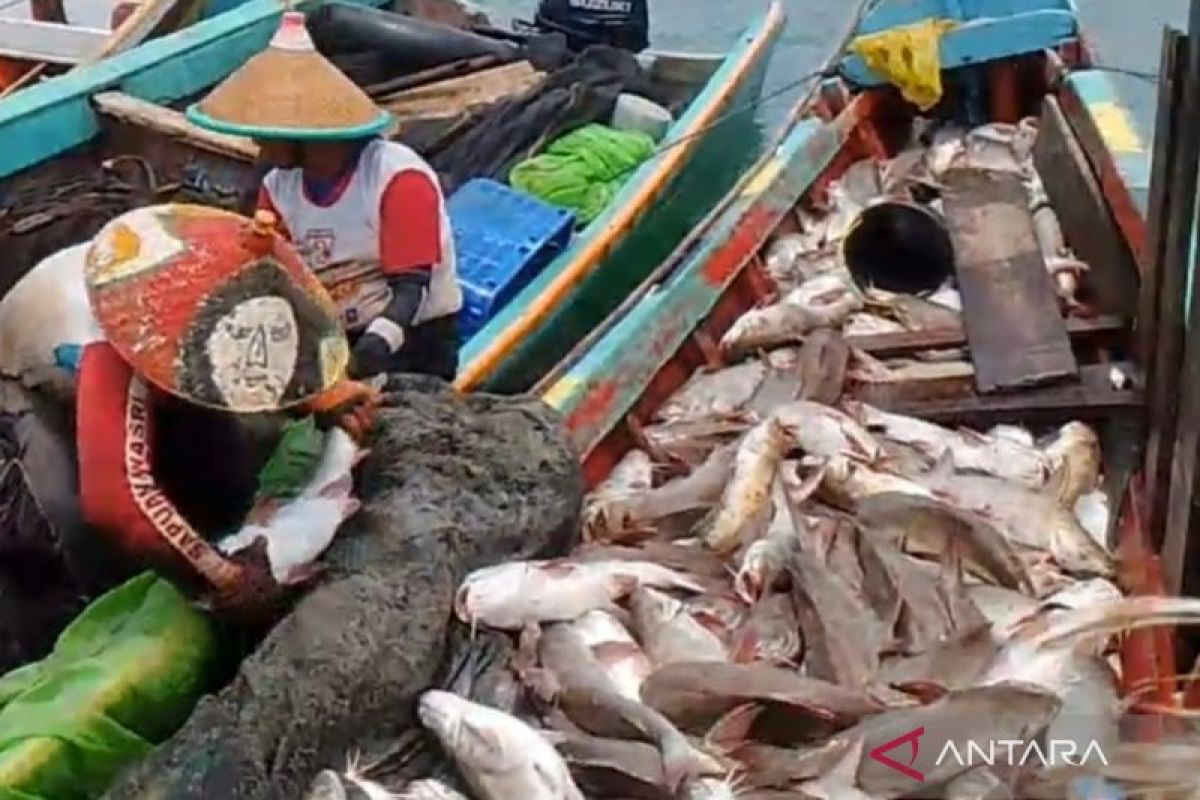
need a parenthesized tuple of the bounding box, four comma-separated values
(0, 400, 90, 677)
(509, 123, 656, 226)
(0, 573, 217, 800)
(849, 18, 959, 111)
(103, 375, 584, 799)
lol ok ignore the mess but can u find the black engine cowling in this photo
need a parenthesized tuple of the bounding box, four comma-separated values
(535, 0, 649, 53)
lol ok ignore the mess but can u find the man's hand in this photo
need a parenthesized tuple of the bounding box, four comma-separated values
(194, 538, 319, 626)
(304, 379, 382, 443)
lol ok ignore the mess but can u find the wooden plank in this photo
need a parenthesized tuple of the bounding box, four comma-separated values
(843, 315, 1127, 359)
(381, 61, 543, 120)
(1033, 96, 1140, 318)
(873, 363, 1142, 429)
(0, 19, 108, 65)
(1139, 28, 1186, 365)
(93, 91, 258, 162)
(942, 168, 1078, 394)
(1151, 7, 1200, 568)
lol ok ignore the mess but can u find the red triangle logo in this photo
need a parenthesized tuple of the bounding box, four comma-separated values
(869, 726, 926, 782)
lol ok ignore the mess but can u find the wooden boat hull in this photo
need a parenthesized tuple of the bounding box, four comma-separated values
(542, 0, 1183, 752)
(0, 0, 783, 398)
(453, 3, 786, 393)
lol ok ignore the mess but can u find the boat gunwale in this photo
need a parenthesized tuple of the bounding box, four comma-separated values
(0, 0, 392, 182)
(451, 0, 787, 392)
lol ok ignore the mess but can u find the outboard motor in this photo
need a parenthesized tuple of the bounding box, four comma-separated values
(534, 0, 649, 52)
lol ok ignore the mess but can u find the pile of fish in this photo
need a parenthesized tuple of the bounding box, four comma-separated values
(301, 121, 1200, 800)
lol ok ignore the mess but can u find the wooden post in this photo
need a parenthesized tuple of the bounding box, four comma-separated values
(1161, 0, 1200, 595)
(1147, 7, 1200, 557)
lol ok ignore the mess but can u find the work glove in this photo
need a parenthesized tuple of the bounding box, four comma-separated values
(304, 379, 382, 444)
(349, 331, 396, 380)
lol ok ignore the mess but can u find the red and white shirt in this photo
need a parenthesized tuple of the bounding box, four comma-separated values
(258, 139, 462, 329)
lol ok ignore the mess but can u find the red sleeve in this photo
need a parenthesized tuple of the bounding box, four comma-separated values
(379, 170, 443, 277)
(76, 342, 243, 594)
(256, 184, 292, 241)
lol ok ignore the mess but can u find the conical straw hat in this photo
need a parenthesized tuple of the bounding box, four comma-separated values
(187, 10, 391, 140)
(85, 204, 350, 413)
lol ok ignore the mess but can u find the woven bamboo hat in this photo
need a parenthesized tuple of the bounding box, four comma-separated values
(186, 10, 391, 140)
(85, 204, 351, 413)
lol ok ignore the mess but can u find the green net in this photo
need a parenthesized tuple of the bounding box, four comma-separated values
(0, 573, 216, 800)
(509, 123, 657, 225)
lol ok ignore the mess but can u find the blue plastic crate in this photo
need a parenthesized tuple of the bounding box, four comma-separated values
(448, 179, 575, 340)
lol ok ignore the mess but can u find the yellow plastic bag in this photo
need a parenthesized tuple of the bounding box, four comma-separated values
(850, 18, 958, 111)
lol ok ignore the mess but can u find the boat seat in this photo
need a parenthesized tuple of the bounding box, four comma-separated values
(92, 92, 258, 163)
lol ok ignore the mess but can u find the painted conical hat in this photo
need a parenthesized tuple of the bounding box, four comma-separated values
(186, 10, 391, 140)
(84, 204, 351, 413)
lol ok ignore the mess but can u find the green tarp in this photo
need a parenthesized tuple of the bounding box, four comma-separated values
(510, 123, 657, 225)
(0, 573, 216, 800)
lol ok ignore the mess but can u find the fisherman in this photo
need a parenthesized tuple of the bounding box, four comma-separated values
(533, 0, 650, 53)
(188, 10, 463, 382)
(0, 202, 378, 645)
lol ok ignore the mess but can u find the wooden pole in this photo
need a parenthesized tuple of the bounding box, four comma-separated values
(1160, 0, 1200, 595)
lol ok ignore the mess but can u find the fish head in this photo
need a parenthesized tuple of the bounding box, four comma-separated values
(418, 691, 519, 774)
(453, 566, 522, 626)
(733, 540, 774, 604)
(629, 585, 680, 630)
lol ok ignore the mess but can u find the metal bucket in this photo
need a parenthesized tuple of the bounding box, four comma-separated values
(842, 200, 955, 294)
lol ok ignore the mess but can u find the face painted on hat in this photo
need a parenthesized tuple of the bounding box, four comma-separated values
(205, 295, 299, 409)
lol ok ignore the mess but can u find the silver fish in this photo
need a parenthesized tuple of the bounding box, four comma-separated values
(816, 455, 935, 512)
(913, 460, 1113, 578)
(770, 400, 882, 464)
(418, 690, 584, 800)
(570, 609, 652, 703)
(704, 417, 790, 555)
(845, 312, 908, 337)
(863, 287, 963, 332)
(537, 623, 720, 792)
(846, 401, 1051, 489)
(454, 560, 703, 631)
(1041, 422, 1102, 507)
(584, 443, 739, 543)
(656, 362, 768, 423)
(719, 274, 862, 358)
(630, 586, 728, 667)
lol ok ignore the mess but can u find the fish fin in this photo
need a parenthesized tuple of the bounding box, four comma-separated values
(282, 560, 327, 589)
(705, 703, 763, 753)
(521, 666, 561, 704)
(516, 622, 542, 672)
(929, 448, 956, 480)
(690, 608, 731, 639)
